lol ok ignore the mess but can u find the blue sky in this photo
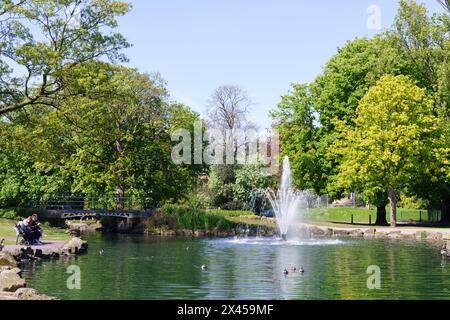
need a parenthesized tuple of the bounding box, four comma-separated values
(118, 0, 444, 128)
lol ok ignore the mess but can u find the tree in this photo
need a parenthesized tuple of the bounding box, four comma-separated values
(393, 0, 449, 118)
(437, 0, 450, 12)
(270, 84, 325, 194)
(3, 62, 204, 208)
(207, 164, 239, 209)
(272, 36, 411, 202)
(207, 85, 255, 163)
(0, 0, 130, 115)
(392, 0, 450, 221)
(334, 75, 443, 227)
(233, 163, 272, 210)
(205, 85, 257, 209)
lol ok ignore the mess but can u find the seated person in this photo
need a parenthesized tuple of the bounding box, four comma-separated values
(17, 214, 43, 245)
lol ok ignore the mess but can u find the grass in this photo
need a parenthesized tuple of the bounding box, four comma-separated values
(206, 209, 256, 217)
(0, 218, 71, 245)
(304, 207, 440, 227)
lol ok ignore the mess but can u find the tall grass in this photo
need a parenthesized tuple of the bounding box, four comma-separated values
(207, 209, 256, 217)
(161, 204, 236, 231)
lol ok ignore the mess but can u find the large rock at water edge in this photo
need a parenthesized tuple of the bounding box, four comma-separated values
(0, 252, 17, 268)
(61, 238, 88, 255)
(14, 288, 56, 300)
(0, 269, 26, 292)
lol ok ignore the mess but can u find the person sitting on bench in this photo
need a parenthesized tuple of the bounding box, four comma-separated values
(18, 214, 42, 245)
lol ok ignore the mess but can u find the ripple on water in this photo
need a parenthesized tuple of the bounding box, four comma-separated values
(206, 237, 348, 248)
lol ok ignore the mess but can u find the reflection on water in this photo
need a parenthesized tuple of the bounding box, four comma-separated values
(20, 234, 449, 300)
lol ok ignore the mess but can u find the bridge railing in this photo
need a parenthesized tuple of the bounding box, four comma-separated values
(29, 193, 155, 212)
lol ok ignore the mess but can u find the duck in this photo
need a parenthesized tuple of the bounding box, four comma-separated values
(290, 266, 297, 272)
(201, 265, 208, 271)
(283, 268, 289, 275)
(299, 266, 305, 273)
(0, 239, 4, 252)
(99, 249, 104, 255)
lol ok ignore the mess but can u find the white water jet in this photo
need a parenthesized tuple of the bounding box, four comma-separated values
(265, 156, 309, 240)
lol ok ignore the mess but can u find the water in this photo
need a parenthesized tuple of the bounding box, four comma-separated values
(264, 156, 311, 239)
(21, 234, 450, 300)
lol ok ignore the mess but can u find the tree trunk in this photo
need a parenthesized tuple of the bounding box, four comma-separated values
(442, 195, 450, 225)
(375, 205, 389, 226)
(388, 187, 397, 227)
(116, 184, 125, 210)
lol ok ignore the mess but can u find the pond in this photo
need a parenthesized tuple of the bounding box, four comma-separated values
(20, 234, 450, 300)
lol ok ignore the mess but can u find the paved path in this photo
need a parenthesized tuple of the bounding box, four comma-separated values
(2, 240, 69, 256)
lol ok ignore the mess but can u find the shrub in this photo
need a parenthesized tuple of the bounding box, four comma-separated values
(160, 204, 237, 231)
(0, 209, 17, 219)
(207, 209, 256, 217)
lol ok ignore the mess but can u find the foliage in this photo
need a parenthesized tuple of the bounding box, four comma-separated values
(232, 163, 272, 205)
(0, 62, 204, 207)
(207, 209, 256, 217)
(161, 204, 236, 231)
(270, 84, 324, 194)
(333, 74, 443, 226)
(270, 0, 450, 225)
(0, 0, 131, 115)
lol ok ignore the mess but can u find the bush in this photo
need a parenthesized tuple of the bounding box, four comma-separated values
(207, 209, 256, 217)
(161, 204, 236, 231)
(0, 209, 17, 219)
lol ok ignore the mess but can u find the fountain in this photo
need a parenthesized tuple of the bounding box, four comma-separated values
(265, 156, 308, 240)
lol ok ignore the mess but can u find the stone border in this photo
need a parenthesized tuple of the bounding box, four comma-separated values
(0, 237, 88, 300)
(298, 223, 450, 249)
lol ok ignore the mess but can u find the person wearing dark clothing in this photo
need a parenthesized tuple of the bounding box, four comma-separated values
(17, 214, 43, 245)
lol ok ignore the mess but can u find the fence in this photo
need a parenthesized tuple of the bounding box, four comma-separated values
(29, 193, 155, 212)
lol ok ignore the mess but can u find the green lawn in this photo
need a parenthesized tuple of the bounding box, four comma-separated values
(304, 207, 436, 226)
(0, 218, 71, 245)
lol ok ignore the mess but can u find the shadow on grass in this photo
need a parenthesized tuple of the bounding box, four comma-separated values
(327, 220, 450, 228)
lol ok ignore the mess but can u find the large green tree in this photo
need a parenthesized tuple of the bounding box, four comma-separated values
(334, 75, 444, 227)
(391, 0, 450, 221)
(270, 84, 325, 194)
(0, 0, 130, 115)
(0, 62, 204, 208)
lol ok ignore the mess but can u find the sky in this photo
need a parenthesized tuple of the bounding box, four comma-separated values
(118, 0, 444, 129)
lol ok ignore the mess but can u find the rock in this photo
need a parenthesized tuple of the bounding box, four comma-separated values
(0, 269, 26, 292)
(0, 252, 17, 268)
(349, 229, 364, 237)
(400, 233, 416, 240)
(374, 232, 389, 239)
(427, 232, 443, 241)
(61, 237, 88, 256)
(309, 226, 326, 236)
(364, 229, 376, 238)
(333, 229, 350, 237)
(14, 288, 56, 300)
(387, 231, 402, 239)
(9, 268, 21, 275)
(194, 230, 206, 238)
(325, 228, 334, 237)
